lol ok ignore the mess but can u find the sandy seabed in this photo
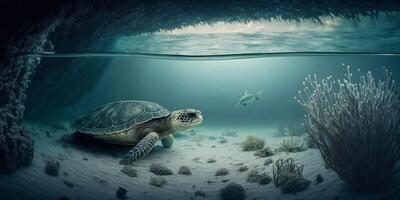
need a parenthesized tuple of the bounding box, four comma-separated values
(0, 122, 399, 200)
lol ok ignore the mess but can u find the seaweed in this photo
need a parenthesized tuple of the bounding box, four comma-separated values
(272, 158, 310, 193)
(149, 163, 173, 175)
(241, 136, 265, 151)
(278, 137, 307, 153)
(254, 146, 275, 157)
(272, 158, 303, 186)
(246, 168, 261, 183)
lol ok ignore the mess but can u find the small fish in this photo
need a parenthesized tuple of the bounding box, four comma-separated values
(235, 90, 263, 107)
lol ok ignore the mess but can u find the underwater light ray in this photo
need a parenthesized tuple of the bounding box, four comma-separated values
(22, 52, 400, 61)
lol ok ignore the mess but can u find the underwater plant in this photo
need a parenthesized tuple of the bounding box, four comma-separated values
(220, 183, 245, 200)
(149, 163, 173, 175)
(241, 136, 265, 151)
(278, 137, 307, 153)
(297, 67, 400, 191)
(254, 146, 275, 157)
(272, 158, 303, 186)
(149, 176, 167, 187)
(246, 167, 261, 183)
(215, 168, 229, 176)
(272, 158, 310, 193)
(178, 165, 192, 175)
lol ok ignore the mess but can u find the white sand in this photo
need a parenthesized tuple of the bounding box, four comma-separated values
(0, 121, 398, 200)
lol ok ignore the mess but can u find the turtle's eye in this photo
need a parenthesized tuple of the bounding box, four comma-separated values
(187, 112, 196, 118)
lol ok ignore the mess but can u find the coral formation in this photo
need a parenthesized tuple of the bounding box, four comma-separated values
(241, 136, 265, 151)
(178, 165, 192, 175)
(149, 163, 173, 175)
(45, 159, 60, 176)
(278, 137, 307, 153)
(220, 183, 245, 200)
(254, 146, 275, 157)
(149, 176, 167, 187)
(120, 166, 138, 177)
(297, 67, 400, 191)
(215, 168, 229, 176)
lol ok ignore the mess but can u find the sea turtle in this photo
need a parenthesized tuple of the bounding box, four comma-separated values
(72, 100, 203, 165)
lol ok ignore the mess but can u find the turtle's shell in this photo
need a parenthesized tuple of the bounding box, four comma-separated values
(73, 100, 170, 135)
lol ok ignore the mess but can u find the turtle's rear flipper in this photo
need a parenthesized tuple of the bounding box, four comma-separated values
(119, 132, 159, 165)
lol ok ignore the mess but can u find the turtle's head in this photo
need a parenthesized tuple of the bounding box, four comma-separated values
(170, 109, 203, 131)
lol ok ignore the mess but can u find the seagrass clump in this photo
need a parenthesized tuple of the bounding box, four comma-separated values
(297, 66, 400, 191)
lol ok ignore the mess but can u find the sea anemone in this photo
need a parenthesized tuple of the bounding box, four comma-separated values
(149, 163, 173, 175)
(241, 136, 265, 151)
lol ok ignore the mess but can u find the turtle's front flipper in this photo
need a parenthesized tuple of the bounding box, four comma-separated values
(161, 135, 173, 149)
(119, 132, 159, 165)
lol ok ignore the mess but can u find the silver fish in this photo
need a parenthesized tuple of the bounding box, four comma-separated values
(235, 90, 262, 107)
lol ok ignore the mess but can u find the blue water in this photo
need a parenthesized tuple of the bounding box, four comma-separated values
(33, 55, 399, 129)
